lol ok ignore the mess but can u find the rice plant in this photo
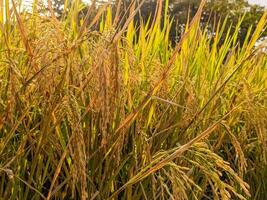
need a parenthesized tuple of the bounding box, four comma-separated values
(0, 0, 266, 199)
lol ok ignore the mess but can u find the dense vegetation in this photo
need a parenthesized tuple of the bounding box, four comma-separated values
(119, 0, 267, 44)
(48, 0, 267, 44)
(0, 0, 266, 199)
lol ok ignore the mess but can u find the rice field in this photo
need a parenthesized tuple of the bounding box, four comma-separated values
(0, 0, 266, 199)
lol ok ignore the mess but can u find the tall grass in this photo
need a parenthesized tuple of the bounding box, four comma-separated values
(0, 0, 266, 199)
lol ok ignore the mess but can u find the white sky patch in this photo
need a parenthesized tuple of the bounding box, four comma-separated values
(248, 0, 267, 7)
(83, 0, 91, 4)
(8, 0, 92, 13)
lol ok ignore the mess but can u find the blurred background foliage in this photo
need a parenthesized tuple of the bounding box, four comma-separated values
(46, 0, 267, 45)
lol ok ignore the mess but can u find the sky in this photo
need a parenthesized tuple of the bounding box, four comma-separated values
(248, 0, 267, 7)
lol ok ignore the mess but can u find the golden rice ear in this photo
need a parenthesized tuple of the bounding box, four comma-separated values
(11, 0, 38, 72)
